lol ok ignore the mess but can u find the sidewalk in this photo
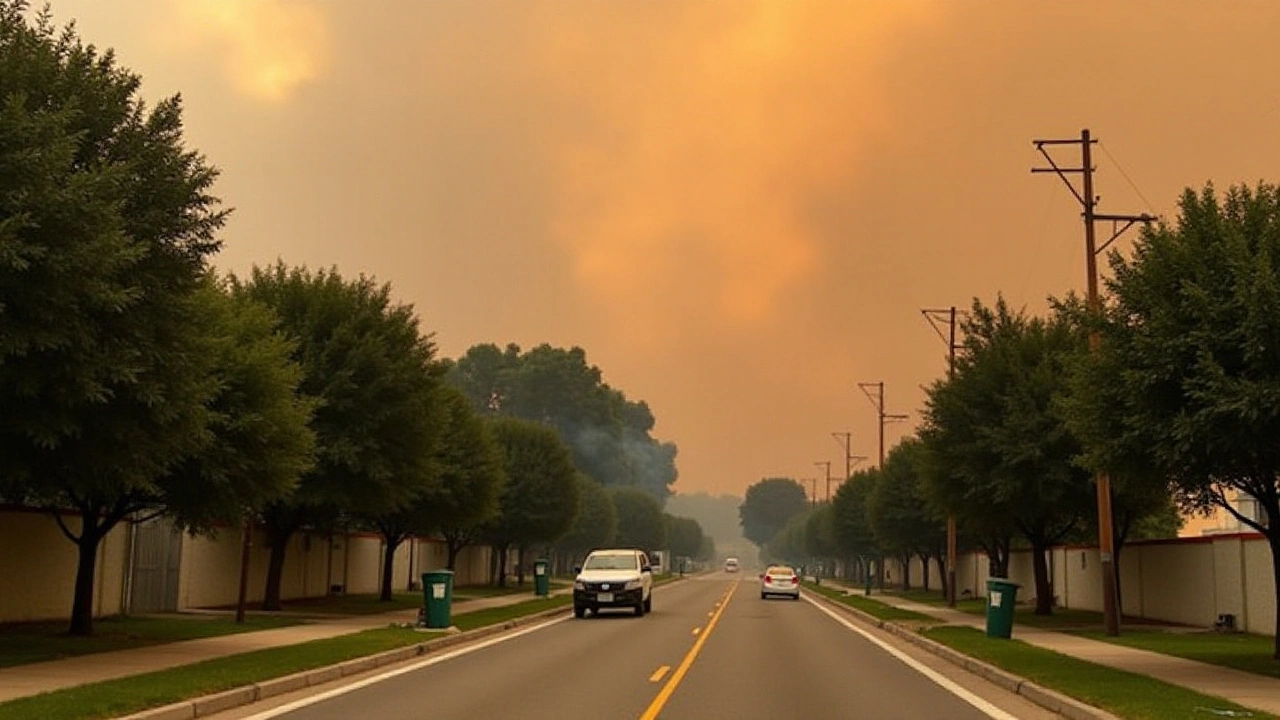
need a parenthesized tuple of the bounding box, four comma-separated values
(829, 583, 1280, 716)
(0, 588, 572, 704)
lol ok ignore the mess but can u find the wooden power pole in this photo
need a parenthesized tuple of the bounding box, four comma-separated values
(1033, 128, 1154, 637)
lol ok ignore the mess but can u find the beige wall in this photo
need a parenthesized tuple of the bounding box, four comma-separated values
(951, 533, 1274, 636)
(1, 506, 512, 623)
(0, 509, 128, 623)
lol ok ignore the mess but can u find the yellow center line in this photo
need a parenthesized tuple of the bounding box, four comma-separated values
(648, 665, 671, 683)
(639, 581, 739, 720)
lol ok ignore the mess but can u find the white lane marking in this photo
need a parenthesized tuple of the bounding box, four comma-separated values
(241, 615, 573, 719)
(803, 596, 1020, 720)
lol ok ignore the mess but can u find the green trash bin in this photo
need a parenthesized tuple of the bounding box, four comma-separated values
(533, 558, 550, 597)
(985, 577, 1020, 639)
(421, 570, 454, 629)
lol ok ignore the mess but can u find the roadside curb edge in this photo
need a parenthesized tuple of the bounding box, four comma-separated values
(807, 589, 1121, 720)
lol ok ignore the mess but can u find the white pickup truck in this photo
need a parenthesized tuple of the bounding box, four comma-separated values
(572, 549, 654, 618)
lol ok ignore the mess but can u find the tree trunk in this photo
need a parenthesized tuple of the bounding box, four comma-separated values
(1031, 543, 1053, 616)
(70, 528, 103, 636)
(901, 552, 912, 591)
(263, 531, 292, 611)
(379, 535, 403, 602)
(516, 545, 527, 586)
(446, 540, 462, 571)
(921, 553, 932, 592)
(986, 536, 1011, 578)
(495, 543, 509, 588)
(1269, 533, 1280, 660)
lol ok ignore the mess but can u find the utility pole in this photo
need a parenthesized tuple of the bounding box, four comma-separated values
(1033, 128, 1154, 637)
(803, 477, 819, 507)
(858, 382, 907, 467)
(923, 306, 964, 608)
(831, 432, 868, 486)
(815, 460, 833, 502)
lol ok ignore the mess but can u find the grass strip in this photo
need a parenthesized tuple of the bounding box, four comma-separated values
(923, 626, 1276, 720)
(1074, 628, 1280, 681)
(0, 615, 303, 669)
(803, 582, 939, 623)
(0, 597, 572, 720)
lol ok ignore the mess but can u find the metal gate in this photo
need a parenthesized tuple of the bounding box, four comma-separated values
(129, 517, 182, 613)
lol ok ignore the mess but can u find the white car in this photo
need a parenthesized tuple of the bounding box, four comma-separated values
(724, 557, 740, 573)
(760, 565, 801, 600)
(573, 549, 654, 618)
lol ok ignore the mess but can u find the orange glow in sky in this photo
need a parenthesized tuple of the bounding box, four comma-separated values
(43, 0, 1280, 497)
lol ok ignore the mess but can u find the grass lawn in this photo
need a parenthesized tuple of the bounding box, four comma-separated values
(804, 582, 939, 623)
(453, 581, 569, 600)
(452, 595, 573, 632)
(0, 615, 303, 669)
(923, 626, 1276, 720)
(0, 595, 573, 720)
(893, 589, 949, 605)
(1075, 628, 1280, 680)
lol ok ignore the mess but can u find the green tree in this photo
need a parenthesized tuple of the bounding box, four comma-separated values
(368, 387, 503, 598)
(831, 471, 879, 582)
(0, 4, 234, 634)
(920, 297, 1094, 614)
(1064, 182, 1280, 656)
(233, 263, 444, 609)
(161, 279, 316, 529)
(555, 474, 618, 568)
(487, 418, 580, 586)
(665, 514, 705, 560)
(611, 486, 667, 553)
(449, 343, 678, 499)
(415, 390, 506, 572)
(739, 477, 809, 547)
(867, 439, 945, 592)
(765, 511, 811, 566)
(803, 504, 839, 569)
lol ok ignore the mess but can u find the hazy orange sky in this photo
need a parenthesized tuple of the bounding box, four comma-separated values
(47, 1, 1280, 498)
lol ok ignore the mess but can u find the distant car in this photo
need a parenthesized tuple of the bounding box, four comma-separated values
(760, 565, 800, 600)
(724, 557, 740, 573)
(573, 549, 653, 618)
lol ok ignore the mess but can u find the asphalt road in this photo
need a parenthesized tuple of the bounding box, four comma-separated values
(223, 574, 1060, 720)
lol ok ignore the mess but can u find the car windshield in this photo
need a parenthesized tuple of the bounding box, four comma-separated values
(584, 554, 638, 571)
(767, 567, 795, 576)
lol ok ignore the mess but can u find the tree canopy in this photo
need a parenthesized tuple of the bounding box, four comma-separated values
(555, 474, 619, 561)
(232, 262, 445, 609)
(0, 3, 231, 634)
(611, 486, 667, 553)
(920, 297, 1094, 614)
(448, 343, 678, 499)
(739, 477, 809, 547)
(1064, 182, 1280, 656)
(486, 417, 581, 583)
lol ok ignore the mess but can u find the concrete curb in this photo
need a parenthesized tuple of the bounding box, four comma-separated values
(807, 589, 1121, 720)
(118, 601, 575, 720)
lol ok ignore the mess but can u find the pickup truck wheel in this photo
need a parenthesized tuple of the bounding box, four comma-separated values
(634, 602, 644, 617)
(574, 605, 586, 618)
(644, 596, 652, 613)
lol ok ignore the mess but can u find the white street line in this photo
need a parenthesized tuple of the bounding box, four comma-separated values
(804, 596, 1021, 720)
(240, 615, 573, 719)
